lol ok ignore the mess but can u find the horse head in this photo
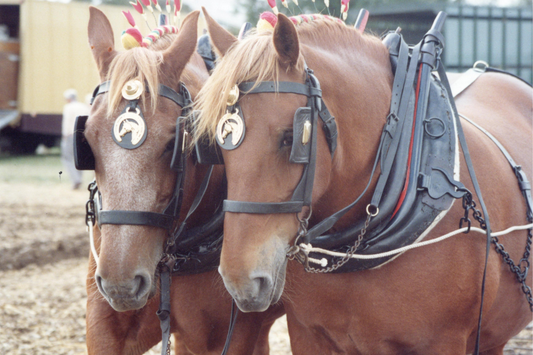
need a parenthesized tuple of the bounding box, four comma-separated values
(197, 11, 323, 312)
(85, 7, 213, 312)
(197, 10, 392, 313)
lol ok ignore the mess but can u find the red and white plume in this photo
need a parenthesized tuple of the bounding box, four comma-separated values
(341, 0, 349, 20)
(267, 0, 279, 14)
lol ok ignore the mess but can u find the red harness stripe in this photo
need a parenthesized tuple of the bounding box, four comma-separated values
(391, 63, 424, 218)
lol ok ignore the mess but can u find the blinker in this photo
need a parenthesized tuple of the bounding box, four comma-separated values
(290, 107, 312, 164)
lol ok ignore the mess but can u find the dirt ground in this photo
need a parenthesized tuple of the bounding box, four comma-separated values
(0, 152, 530, 354)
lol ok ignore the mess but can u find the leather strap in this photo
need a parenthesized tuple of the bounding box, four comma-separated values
(438, 61, 492, 355)
(370, 42, 420, 211)
(223, 200, 303, 214)
(167, 165, 215, 253)
(157, 258, 175, 355)
(305, 42, 421, 242)
(225, 68, 322, 215)
(220, 300, 239, 355)
(451, 67, 486, 97)
(90, 80, 189, 108)
(459, 114, 533, 222)
(239, 81, 315, 97)
(98, 210, 175, 230)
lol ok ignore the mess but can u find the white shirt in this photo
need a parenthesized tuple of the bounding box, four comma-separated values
(62, 101, 89, 136)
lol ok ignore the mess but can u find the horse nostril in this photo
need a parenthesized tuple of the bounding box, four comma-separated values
(133, 273, 151, 299)
(94, 271, 152, 300)
(250, 273, 273, 299)
(95, 274, 106, 296)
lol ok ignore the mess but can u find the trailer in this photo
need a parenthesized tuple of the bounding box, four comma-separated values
(0, 0, 145, 153)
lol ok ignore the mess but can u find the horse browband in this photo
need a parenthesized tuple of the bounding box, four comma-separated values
(91, 80, 190, 108)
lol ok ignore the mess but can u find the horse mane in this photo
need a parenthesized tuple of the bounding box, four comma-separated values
(106, 35, 175, 118)
(194, 17, 384, 145)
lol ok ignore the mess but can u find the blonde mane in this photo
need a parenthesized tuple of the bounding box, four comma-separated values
(106, 35, 175, 118)
(194, 18, 381, 145)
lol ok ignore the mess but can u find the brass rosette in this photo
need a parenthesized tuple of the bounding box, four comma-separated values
(122, 80, 144, 100)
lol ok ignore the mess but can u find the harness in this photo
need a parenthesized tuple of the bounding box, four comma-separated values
(212, 67, 337, 218)
(77, 81, 223, 258)
(214, 13, 532, 353)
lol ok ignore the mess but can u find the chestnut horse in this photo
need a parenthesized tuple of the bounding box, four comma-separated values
(196, 10, 532, 354)
(84, 7, 283, 354)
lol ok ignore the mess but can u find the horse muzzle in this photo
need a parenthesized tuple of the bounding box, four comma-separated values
(218, 262, 286, 313)
(95, 270, 155, 312)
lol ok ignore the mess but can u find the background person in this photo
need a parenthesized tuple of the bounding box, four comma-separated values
(61, 89, 89, 189)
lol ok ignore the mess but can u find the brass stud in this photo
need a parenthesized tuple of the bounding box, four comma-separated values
(122, 80, 144, 100)
(226, 85, 240, 106)
(302, 121, 312, 145)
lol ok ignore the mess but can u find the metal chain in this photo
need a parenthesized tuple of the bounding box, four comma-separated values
(85, 180, 97, 228)
(462, 192, 533, 311)
(287, 214, 372, 273)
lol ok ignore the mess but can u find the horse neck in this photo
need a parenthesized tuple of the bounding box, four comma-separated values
(301, 29, 393, 226)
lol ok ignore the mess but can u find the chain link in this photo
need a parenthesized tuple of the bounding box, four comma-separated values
(462, 192, 533, 311)
(288, 214, 372, 273)
(85, 180, 97, 228)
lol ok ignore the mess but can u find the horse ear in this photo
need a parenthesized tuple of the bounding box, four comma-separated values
(162, 10, 200, 82)
(88, 6, 117, 80)
(202, 7, 237, 57)
(273, 13, 299, 67)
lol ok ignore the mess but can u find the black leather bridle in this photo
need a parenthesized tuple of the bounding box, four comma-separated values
(77, 80, 196, 241)
(222, 66, 329, 216)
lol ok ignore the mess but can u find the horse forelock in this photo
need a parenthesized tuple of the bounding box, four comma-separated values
(194, 18, 381, 146)
(105, 34, 177, 118)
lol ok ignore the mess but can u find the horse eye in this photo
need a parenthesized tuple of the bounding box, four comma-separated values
(281, 131, 293, 148)
(164, 138, 175, 153)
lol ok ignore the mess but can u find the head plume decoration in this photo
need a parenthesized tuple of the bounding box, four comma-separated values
(121, 1, 179, 50)
(257, 11, 345, 32)
(262, 0, 354, 24)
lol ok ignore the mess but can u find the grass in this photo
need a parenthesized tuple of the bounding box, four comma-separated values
(0, 148, 93, 186)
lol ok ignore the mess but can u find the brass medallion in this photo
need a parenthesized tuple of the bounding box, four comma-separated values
(216, 109, 245, 150)
(112, 108, 148, 149)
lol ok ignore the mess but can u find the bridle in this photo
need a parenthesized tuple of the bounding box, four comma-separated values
(76, 80, 212, 253)
(221, 66, 336, 218)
